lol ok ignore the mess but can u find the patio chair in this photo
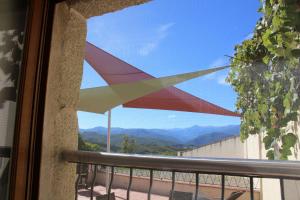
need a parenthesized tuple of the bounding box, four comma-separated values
(226, 191, 245, 200)
(169, 191, 193, 200)
(76, 163, 89, 189)
(210, 191, 245, 200)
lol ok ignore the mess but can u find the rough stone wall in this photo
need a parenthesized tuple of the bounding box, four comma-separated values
(39, 0, 149, 199)
(67, 0, 149, 19)
(39, 3, 86, 200)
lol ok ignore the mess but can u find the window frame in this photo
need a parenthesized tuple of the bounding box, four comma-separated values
(8, 0, 61, 199)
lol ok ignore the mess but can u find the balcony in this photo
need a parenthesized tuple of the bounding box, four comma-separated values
(62, 150, 300, 200)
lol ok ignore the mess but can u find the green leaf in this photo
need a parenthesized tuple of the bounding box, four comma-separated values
(263, 135, 274, 149)
(267, 150, 275, 160)
(280, 147, 292, 160)
(282, 133, 297, 147)
(291, 49, 300, 57)
(283, 92, 292, 114)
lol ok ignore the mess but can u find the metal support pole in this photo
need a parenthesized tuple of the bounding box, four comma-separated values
(106, 110, 112, 192)
(107, 110, 111, 153)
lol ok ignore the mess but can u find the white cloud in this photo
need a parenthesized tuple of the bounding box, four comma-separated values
(87, 19, 175, 58)
(139, 42, 157, 56)
(167, 114, 176, 119)
(202, 57, 231, 86)
(209, 57, 228, 68)
(217, 75, 229, 86)
(139, 22, 175, 56)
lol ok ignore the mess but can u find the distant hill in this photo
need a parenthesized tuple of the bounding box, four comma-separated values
(80, 125, 240, 147)
(187, 132, 239, 146)
(80, 132, 178, 146)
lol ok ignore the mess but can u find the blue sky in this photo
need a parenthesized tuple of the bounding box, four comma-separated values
(78, 0, 261, 129)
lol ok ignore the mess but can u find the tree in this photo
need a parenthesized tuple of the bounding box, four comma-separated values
(78, 134, 101, 151)
(227, 0, 300, 160)
(121, 135, 136, 153)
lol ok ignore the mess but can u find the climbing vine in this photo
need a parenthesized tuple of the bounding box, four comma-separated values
(227, 0, 300, 159)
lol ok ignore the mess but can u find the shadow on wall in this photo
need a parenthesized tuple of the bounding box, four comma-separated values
(0, 0, 27, 107)
(0, 0, 27, 199)
(0, 30, 24, 108)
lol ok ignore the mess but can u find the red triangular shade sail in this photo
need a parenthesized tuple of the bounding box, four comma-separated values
(85, 42, 240, 117)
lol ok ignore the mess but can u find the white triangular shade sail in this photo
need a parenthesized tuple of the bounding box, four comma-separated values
(78, 66, 228, 114)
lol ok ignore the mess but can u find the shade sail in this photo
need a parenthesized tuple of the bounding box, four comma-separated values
(78, 67, 227, 113)
(85, 42, 240, 117)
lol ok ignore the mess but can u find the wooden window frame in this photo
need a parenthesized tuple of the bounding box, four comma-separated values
(8, 0, 63, 199)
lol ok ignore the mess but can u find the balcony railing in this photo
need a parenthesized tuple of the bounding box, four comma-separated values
(62, 150, 300, 200)
(112, 167, 260, 189)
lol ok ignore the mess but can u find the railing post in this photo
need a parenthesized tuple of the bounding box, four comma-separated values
(108, 167, 115, 200)
(75, 164, 81, 200)
(194, 173, 199, 200)
(90, 165, 97, 200)
(127, 168, 133, 200)
(170, 171, 175, 200)
(148, 170, 153, 200)
(249, 177, 254, 200)
(221, 174, 225, 200)
(280, 178, 285, 200)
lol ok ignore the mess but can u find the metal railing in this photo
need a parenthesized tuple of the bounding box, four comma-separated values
(113, 167, 260, 189)
(62, 150, 300, 200)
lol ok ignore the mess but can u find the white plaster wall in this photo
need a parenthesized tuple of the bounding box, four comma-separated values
(182, 136, 245, 159)
(283, 118, 300, 200)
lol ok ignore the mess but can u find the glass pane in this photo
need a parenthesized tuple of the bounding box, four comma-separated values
(0, 0, 28, 199)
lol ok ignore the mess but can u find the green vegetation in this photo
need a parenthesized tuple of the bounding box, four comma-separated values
(78, 133, 188, 156)
(78, 134, 102, 151)
(228, 0, 300, 159)
(121, 135, 136, 153)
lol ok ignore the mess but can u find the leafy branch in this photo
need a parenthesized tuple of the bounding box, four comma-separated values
(227, 0, 300, 160)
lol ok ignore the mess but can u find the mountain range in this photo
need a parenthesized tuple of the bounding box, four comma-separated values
(80, 125, 240, 148)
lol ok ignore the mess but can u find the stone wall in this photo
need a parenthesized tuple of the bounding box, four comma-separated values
(39, 0, 149, 199)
